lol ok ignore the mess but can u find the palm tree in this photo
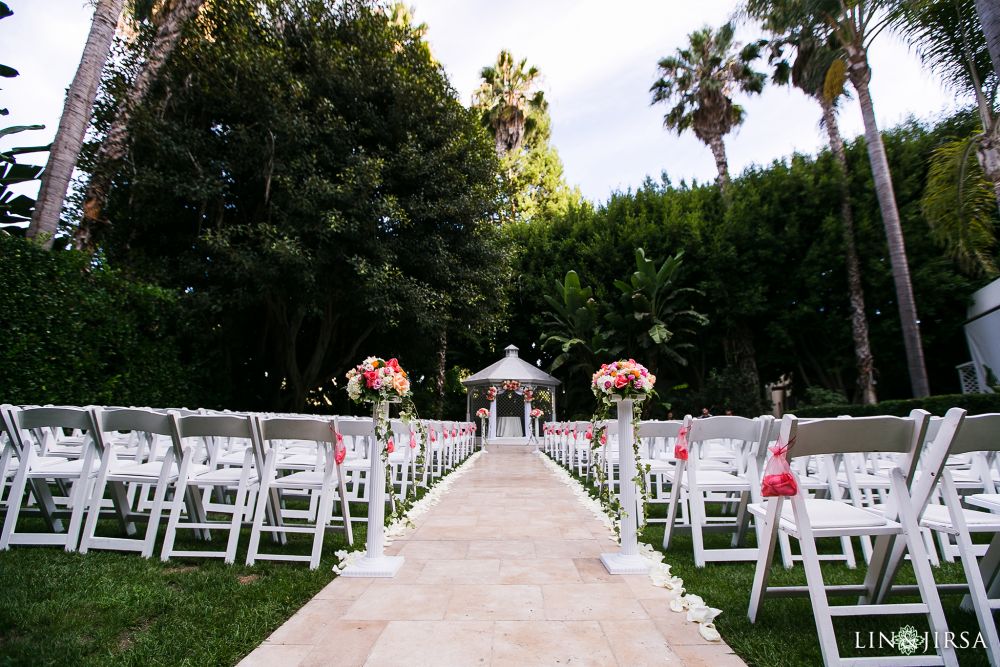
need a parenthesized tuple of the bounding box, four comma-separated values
(975, 0, 1000, 77)
(751, 12, 878, 403)
(28, 0, 126, 247)
(756, 0, 930, 397)
(650, 23, 766, 193)
(472, 50, 546, 157)
(76, 0, 207, 251)
(892, 0, 999, 275)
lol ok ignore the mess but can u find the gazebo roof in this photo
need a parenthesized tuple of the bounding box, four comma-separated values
(462, 345, 561, 386)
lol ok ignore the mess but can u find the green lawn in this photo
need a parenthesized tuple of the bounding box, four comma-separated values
(640, 521, 991, 666)
(546, 454, 994, 665)
(0, 512, 359, 666)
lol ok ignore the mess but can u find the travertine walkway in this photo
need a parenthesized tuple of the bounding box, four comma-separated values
(239, 446, 746, 667)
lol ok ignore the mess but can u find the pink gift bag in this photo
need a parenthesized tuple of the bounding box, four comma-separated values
(761, 440, 798, 497)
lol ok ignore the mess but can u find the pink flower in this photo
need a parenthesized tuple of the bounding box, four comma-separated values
(614, 374, 629, 389)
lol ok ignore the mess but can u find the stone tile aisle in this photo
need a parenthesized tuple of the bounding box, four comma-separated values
(238, 446, 747, 667)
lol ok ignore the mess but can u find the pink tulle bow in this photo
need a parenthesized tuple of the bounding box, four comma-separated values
(674, 426, 689, 461)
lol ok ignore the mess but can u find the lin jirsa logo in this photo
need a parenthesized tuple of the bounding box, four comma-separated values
(854, 625, 986, 655)
(894, 626, 922, 656)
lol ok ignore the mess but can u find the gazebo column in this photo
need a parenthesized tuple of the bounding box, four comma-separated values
(488, 399, 497, 439)
(523, 400, 531, 439)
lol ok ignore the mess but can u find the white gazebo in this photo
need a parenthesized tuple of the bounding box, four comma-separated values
(463, 344, 560, 443)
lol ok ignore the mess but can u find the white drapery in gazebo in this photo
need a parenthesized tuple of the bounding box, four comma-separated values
(463, 344, 560, 441)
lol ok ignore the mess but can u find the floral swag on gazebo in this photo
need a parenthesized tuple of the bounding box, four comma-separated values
(462, 345, 560, 441)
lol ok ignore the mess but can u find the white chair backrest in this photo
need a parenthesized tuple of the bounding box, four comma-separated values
(98, 407, 173, 436)
(782, 409, 929, 460)
(6, 405, 105, 456)
(943, 413, 1000, 455)
(171, 412, 261, 469)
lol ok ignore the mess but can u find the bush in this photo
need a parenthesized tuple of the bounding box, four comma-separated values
(0, 234, 199, 407)
(802, 386, 847, 406)
(794, 393, 1000, 418)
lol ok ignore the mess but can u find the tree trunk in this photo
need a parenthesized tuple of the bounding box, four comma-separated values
(820, 98, 877, 405)
(76, 0, 205, 251)
(706, 133, 730, 192)
(976, 128, 1000, 209)
(846, 48, 930, 397)
(434, 328, 447, 419)
(723, 325, 762, 412)
(976, 0, 1000, 80)
(27, 0, 125, 247)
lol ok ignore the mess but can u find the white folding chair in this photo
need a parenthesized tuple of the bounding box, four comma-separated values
(875, 411, 1000, 664)
(747, 410, 958, 667)
(160, 412, 262, 564)
(246, 415, 353, 569)
(638, 420, 683, 524)
(663, 415, 772, 566)
(0, 405, 112, 552)
(79, 407, 197, 557)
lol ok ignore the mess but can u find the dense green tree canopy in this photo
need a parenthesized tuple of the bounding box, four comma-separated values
(89, 0, 510, 411)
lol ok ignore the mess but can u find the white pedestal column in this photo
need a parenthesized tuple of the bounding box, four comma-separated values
(601, 396, 650, 575)
(341, 400, 404, 578)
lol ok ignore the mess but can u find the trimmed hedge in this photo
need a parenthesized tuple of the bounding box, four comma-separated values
(0, 234, 199, 407)
(794, 392, 1000, 418)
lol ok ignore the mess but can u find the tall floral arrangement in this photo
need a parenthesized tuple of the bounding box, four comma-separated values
(588, 359, 657, 534)
(346, 356, 411, 403)
(344, 356, 416, 525)
(591, 359, 655, 402)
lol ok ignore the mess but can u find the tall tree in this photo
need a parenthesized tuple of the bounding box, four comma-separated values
(91, 0, 510, 411)
(892, 0, 999, 275)
(76, 0, 207, 251)
(650, 23, 766, 193)
(472, 50, 545, 157)
(28, 0, 125, 247)
(976, 0, 1000, 78)
(753, 13, 879, 403)
(770, 0, 931, 397)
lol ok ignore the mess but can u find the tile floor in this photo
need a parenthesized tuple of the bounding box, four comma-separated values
(238, 445, 746, 666)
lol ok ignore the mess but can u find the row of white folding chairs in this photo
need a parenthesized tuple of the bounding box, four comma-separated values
(0, 406, 475, 569)
(543, 409, 1000, 664)
(746, 409, 1000, 666)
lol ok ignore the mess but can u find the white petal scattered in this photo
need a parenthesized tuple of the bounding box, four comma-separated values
(698, 622, 722, 642)
(535, 449, 723, 642)
(333, 450, 485, 573)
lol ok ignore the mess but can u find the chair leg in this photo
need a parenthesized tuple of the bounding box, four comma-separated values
(311, 487, 334, 570)
(225, 473, 253, 564)
(689, 487, 707, 568)
(0, 457, 31, 549)
(748, 497, 781, 622)
(327, 470, 349, 547)
(732, 491, 750, 547)
(161, 455, 194, 562)
(29, 479, 64, 533)
(79, 448, 114, 554)
(65, 448, 97, 552)
(663, 465, 684, 550)
(791, 497, 842, 665)
(890, 472, 958, 666)
(245, 471, 273, 567)
(953, 527, 1000, 665)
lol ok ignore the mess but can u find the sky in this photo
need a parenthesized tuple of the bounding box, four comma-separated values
(2, 0, 963, 204)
